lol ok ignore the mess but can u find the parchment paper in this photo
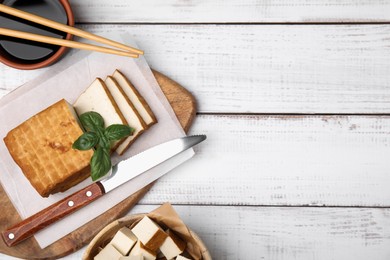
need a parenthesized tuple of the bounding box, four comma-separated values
(0, 33, 194, 248)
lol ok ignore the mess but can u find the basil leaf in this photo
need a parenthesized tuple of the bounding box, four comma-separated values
(90, 147, 111, 181)
(99, 134, 111, 150)
(72, 132, 99, 150)
(104, 124, 134, 141)
(79, 112, 104, 132)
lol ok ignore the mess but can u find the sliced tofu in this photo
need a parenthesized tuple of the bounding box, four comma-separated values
(176, 255, 191, 260)
(112, 70, 157, 127)
(94, 244, 122, 260)
(159, 230, 186, 259)
(104, 76, 147, 155)
(110, 227, 138, 255)
(131, 216, 168, 252)
(129, 241, 157, 260)
(73, 78, 128, 149)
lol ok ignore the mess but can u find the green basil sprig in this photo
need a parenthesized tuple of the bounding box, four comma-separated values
(72, 111, 134, 181)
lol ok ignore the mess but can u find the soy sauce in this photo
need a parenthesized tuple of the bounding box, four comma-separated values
(0, 0, 68, 63)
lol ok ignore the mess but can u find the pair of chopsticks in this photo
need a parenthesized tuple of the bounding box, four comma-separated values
(0, 4, 143, 58)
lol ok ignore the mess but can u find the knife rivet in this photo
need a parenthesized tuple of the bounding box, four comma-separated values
(68, 200, 74, 207)
(8, 233, 14, 240)
(86, 191, 92, 197)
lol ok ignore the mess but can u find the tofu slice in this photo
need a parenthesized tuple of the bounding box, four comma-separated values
(73, 78, 128, 149)
(94, 244, 122, 260)
(131, 216, 168, 252)
(129, 241, 157, 260)
(112, 70, 157, 127)
(110, 227, 138, 255)
(159, 230, 186, 259)
(176, 255, 191, 260)
(104, 76, 147, 155)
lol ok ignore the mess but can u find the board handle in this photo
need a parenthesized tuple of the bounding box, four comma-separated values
(1, 182, 105, 247)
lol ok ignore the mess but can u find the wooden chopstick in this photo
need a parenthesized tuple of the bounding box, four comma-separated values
(0, 3, 143, 55)
(0, 28, 139, 58)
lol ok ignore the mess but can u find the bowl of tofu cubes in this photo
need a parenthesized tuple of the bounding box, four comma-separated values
(83, 214, 211, 260)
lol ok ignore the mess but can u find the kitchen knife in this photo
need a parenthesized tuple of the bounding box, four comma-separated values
(1, 135, 206, 247)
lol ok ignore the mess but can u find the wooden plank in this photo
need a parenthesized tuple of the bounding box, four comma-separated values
(2, 24, 390, 114)
(27, 205, 390, 260)
(136, 114, 390, 207)
(68, 0, 390, 23)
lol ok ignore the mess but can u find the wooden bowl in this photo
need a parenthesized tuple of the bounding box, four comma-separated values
(0, 0, 74, 70)
(83, 214, 212, 260)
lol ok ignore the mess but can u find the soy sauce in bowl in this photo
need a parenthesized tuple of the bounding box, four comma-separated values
(0, 0, 74, 69)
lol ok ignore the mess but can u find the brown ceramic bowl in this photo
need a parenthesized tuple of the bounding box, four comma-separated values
(0, 0, 74, 70)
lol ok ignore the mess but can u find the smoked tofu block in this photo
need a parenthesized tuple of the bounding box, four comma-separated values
(159, 230, 186, 259)
(112, 70, 157, 127)
(110, 227, 138, 255)
(129, 241, 157, 260)
(131, 216, 168, 252)
(73, 78, 128, 149)
(3, 99, 93, 197)
(104, 76, 147, 155)
(94, 244, 122, 260)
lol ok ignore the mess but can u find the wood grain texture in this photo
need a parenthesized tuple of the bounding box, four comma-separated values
(2, 24, 390, 114)
(58, 205, 390, 260)
(1, 2, 390, 258)
(69, 0, 390, 23)
(0, 72, 195, 259)
(137, 114, 390, 207)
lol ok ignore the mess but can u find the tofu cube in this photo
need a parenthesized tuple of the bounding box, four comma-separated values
(94, 244, 122, 260)
(120, 256, 144, 260)
(131, 216, 168, 251)
(129, 241, 157, 260)
(159, 230, 186, 259)
(110, 227, 138, 255)
(176, 255, 191, 260)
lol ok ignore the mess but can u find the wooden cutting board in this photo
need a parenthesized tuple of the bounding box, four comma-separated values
(0, 70, 196, 259)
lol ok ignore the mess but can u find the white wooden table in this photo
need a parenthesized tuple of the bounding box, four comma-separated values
(1, 1, 390, 259)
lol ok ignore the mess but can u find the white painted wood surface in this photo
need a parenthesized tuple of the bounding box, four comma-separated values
(2, 25, 390, 114)
(69, 0, 390, 23)
(1, 0, 390, 259)
(143, 115, 390, 207)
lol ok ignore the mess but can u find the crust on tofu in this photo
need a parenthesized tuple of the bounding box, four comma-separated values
(3, 99, 93, 197)
(73, 78, 128, 150)
(105, 76, 147, 155)
(112, 70, 157, 127)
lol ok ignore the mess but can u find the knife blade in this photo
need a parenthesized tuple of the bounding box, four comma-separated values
(1, 135, 206, 247)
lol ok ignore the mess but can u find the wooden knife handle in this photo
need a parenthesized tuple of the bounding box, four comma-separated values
(1, 182, 105, 247)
